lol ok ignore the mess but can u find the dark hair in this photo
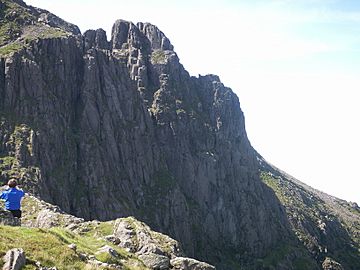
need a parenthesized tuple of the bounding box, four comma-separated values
(8, 179, 17, 188)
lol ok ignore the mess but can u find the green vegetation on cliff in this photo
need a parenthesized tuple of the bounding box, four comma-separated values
(260, 170, 360, 269)
(0, 0, 71, 56)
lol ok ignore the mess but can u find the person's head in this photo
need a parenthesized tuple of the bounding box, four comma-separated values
(7, 179, 17, 188)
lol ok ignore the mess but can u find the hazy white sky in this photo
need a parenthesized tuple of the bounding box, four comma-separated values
(26, 0, 360, 204)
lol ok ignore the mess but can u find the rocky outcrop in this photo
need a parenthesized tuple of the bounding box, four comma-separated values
(171, 257, 215, 270)
(0, 195, 216, 269)
(113, 217, 183, 258)
(0, 210, 20, 226)
(84, 29, 109, 51)
(2, 248, 26, 270)
(139, 253, 170, 270)
(19, 194, 84, 228)
(322, 257, 344, 270)
(110, 217, 216, 270)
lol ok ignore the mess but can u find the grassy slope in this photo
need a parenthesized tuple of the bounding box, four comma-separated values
(260, 169, 360, 269)
(0, 0, 70, 57)
(0, 222, 148, 270)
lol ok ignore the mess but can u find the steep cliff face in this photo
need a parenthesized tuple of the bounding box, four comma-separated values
(0, 1, 359, 269)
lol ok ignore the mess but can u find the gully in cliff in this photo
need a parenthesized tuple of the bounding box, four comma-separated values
(0, 179, 25, 218)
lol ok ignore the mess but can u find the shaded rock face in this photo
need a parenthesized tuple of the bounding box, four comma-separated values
(0, 210, 20, 226)
(0, 1, 297, 268)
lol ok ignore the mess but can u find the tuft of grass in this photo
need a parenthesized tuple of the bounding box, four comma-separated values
(0, 42, 23, 56)
(0, 226, 85, 269)
(0, 156, 17, 170)
(151, 50, 166, 64)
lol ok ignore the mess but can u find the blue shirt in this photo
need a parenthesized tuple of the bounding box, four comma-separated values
(0, 188, 25, 210)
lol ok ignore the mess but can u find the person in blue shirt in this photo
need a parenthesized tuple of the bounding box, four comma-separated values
(0, 179, 25, 218)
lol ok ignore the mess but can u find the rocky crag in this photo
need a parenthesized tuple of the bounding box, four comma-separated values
(0, 0, 359, 269)
(0, 193, 215, 270)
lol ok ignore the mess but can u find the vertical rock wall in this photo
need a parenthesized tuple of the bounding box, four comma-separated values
(0, 19, 295, 268)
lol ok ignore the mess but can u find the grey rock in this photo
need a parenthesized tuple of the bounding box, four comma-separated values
(138, 253, 170, 270)
(113, 217, 183, 257)
(1, 2, 359, 269)
(104, 235, 121, 245)
(322, 257, 344, 270)
(2, 248, 26, 270)
(0, 210, 21, 226)
(170, 257, 215, 270)
(96, 245, 119, 258)
(34, 207, 83, 228)
(68, 243, 77, 251)
(34, 9, 80, 35)
(84, 29, 109, 51)
(137, 22, 173, 51)
(111, 20, 137, 49)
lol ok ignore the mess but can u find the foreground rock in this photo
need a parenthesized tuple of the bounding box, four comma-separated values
(2, 248, 26, 270)
(111, 217, 215, 269)
(138, 253, 170, 270)
(171, 257, 216, 270)
(113, 217, 183, 257)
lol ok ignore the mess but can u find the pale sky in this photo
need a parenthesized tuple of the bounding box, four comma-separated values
(26, 0, 360, 204)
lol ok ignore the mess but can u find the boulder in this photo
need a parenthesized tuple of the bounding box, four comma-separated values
(138, 253, 170, 270)
(2, 248, 26, 270)
(170, 257, 215, 270)
(322, 257, 344, 270)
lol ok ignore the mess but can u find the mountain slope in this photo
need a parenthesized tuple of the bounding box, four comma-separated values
(0, 0, 359, 269)
(259, 159, 360, 269)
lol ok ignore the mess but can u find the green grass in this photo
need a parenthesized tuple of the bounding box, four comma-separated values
(0, 0, 70, 57)
(0, 156, 17, 170)
(0, 155, 19, 182)
(0, 226, 85, 269)
(0, 26, 69, 57)
(0, 0, 35, 46)
(0, 224, 149, 270)
(151, 50, 166, 64)
(0, 21, 21, 46)
(0, 42, 23, 56)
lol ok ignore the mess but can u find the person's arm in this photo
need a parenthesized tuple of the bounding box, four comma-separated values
(0, 192, 5, 200)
